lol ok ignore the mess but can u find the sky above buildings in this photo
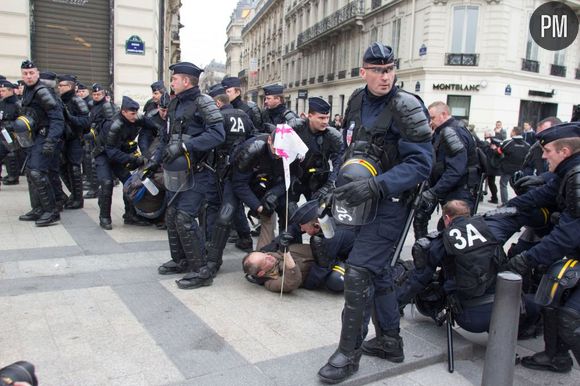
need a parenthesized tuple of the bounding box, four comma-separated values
(180, 0, 240, 68)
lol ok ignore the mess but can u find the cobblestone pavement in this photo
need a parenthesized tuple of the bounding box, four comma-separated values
(0, 178, 577, 385)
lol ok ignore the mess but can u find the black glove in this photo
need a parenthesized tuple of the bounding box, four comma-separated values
(278, 231, 294, 249)
(334, 177, 381, 206)
(41, 139, 56, 157)
(263, 123, 277, 133)
(505, 253, 531, 277)
(163, 142, 186, 164)
(419, 189, 438, 213)
(145, 159, 160, 173)
(513, 175, 545, 195)
(261, 193, 278, 216)
(312, 181, 334, 201)
(446, 293, 463, 315)
(128, 156, 145, 170)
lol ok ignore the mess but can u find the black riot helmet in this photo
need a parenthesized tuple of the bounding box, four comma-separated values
(414, 281, 446, 321)
(332, 156, 381, 225)
(12, 115, 35, 148)
(535, 258, 580, 307)
(163, 153, 195, 192)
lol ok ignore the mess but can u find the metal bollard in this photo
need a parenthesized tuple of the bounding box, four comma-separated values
(481, 271, 522, 386)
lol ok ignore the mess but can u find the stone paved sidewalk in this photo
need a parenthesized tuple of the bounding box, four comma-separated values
(0, 179, 577, 385)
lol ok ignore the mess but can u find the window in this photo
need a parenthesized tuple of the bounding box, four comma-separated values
(370, 26, 378, 43)
(525, 32, 539, 60)
(391, 19, 401, 57)
(447, 95, 471, 122)
(451, 6, 478, 53)
(554, 50, 565, 66)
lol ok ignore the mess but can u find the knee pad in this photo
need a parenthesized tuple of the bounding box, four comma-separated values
(558, 307, 580, 349)
(344, 265, 372, 302)
(100, 180, 114, 195)
(28, 169, 43, 183)
(217, 202, 236, 226)
(176, 210, 195, 230)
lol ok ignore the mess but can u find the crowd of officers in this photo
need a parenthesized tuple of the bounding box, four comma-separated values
(0, 41, 579, 383)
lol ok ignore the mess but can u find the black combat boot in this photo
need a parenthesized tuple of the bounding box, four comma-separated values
(521, 307, 573, 373)
(318, 265, 371, 384)
(49, 170, 67, 212)
(3, 153, 20, 185)
(235, 234, 253, 252)
(20, 173, 42, 221)
(98, 180, 113, 230)
(361, 328, 404, 363)
(32, 170, 60, 227)
(64, 165, 84, 209)
(83, 163, 99, 199)
(174, 210, 212, 289)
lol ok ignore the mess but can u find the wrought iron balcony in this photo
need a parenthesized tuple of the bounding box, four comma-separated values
(351, 67, 360, 77)
(338, 70, 346, 79)
(318, 75, 324, 83)
(301, 79, 307, 86)
(550, 64, 566, 77)
(297, 1, 364, 48)
(445, 53, 479, 66)
(576, 68, 580, 80)
(522, 58, 539, 73)
(327, 73, 335, 81)
(309, 77, 315, 84)
(372, 0, 382, 9)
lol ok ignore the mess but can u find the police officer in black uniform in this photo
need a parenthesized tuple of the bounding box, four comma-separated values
(0, 80, 21, 186)
(143, 80, 166, 115)
(57, 74, 90, 209)
(399, 200, 540, 333)
(83, 83, 116, 199)
(503, 122, 580, 373)
(155, 62, 225, 290)
(290, 97, 344, 202)
(221, 76, 263, 132)
(18, 60, 64, 226)
(204, 83, 254, 255)
(94, 96, 154, 229)
(260, 84, 299, 133)
(76, 82, 93, 108)
(317, 43, 433, 384)
(413, 101, 480, 239)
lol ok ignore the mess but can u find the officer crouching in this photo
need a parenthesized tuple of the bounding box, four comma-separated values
(317, 42, 433, 384)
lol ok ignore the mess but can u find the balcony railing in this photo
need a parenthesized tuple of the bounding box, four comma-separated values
(317, 75, 324, 83)
(327, 73, 335, 81)
(445, 53, 479, 66)
(550, 64, 566, 77)
(297, 1, 364, 47)
(351, 67, 360, 77)
(309, 77, 315, 84)
(338, 70, 346, 79)
(522, 58, 539, 73)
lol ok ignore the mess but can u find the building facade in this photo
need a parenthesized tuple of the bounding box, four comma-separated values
(230, 0, 579, 132)
(0, 0, 182, 107)
(225, 0, 256, 77)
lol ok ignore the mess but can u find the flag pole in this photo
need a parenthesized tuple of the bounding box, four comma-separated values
(280, 184, 289, 298)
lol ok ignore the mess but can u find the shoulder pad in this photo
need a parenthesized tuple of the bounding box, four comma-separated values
(102, 102, 115, 119)
(565, 165, 580, 218)
(146, 108, 159, 119)
(236, 136, 268, 172)
(72, 96, 89, 115)
(441, 126, 465, 156)
(106, 118, 124, 146)
(324, 126, 344, 152)
(35, 87, 58, 110)
(283, 109, 298, 121)
(347, 87, 365, 105)
(195, 94, 223, 125)
(392, 90, 431, 142)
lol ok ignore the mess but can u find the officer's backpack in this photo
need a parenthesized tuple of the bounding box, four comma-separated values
(442, 216, 505, 299)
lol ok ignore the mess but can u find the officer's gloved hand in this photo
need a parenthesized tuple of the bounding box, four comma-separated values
(513, 175, 545, 195)
(419, 189, 438, 212)
(128, 156, 145, 170)
(163, 142, 186, 164)
(263, 123, 277, 133)
(41, 139, 56, 157)
(260, 193, 278, 216)
(278, 231, 294, 250)
(144, 158, 160, 173)
(312, 181, 334, 201)
(334, 177, 381, 206)
(446, 293, 463, 315)
(505, 253, 531, 277)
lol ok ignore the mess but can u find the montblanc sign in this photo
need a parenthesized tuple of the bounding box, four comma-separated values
(432, 83, 480, 91)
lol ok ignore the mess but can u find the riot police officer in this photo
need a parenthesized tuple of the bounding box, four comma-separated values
(221, 76, 263, 132)
(75, 82, 92, 108)
(17, 60, 64, 226)
(317, 43, 433, 384)
(290, 97, 344, 202)
(156, 62, 225, 290)
(521, 116, 561, 176)
(94, 96, 154, 229)
(204, 84, 254, 258)
(0, 80, 21, 186)
(83, 83, 116, 199)
(504, 122, 580, 372)
(143, 80, 166, 115)
(413, 101, 480, 239)
(260, 84, 298, 133)
(57, 74, 90, 209)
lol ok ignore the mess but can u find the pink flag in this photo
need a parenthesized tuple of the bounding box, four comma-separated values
(273, 124, 308, 190)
